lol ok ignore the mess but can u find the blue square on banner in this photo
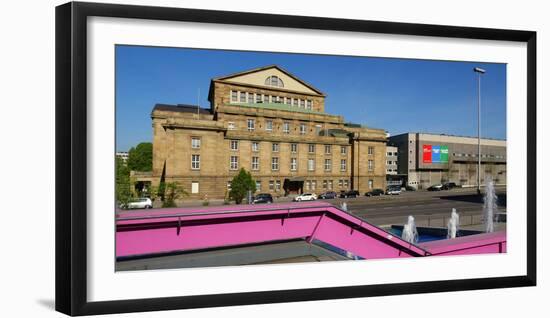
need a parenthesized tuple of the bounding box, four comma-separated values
(432, 145, 441, 163)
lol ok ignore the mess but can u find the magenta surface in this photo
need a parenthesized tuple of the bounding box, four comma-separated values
(116, 202, 506, 261)
(116, 202, 427, 259)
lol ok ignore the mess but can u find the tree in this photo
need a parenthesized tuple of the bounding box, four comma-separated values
(229, 168, 256, 204)
(161, 182, 188, 208)
(115, 156, 132, 206)
(127, 142, 153, 171)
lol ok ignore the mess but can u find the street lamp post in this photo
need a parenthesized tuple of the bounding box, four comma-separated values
(474, 67, 486, 195)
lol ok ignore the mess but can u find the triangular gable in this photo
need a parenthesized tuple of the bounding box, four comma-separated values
(214, 65, 324, 96)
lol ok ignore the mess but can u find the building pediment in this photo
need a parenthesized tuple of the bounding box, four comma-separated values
(213, 65, 324, 96)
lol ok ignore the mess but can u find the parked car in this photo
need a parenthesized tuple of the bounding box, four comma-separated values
(340, 190, 360, 198)
(386, 187, 402, 195)
(319, 191, 338, 199)
(427, 184, 443, 191)
(405, 185, 417, 191)
(365, 189, 385, 196)
(120, 197, 153, 210)
(294, 193, 317, 201)
(442, 182, 458, 190)
(253, 193, 273, 204)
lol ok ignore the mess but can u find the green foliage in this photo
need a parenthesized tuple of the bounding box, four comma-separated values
(127, 142, 153, 171)
(115, 156, 133, 206)
(229, 168, 256, 204)
(161, 182, 188, 208)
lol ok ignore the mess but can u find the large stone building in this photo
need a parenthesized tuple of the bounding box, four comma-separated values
(389, 133, 506, 189)
(151, 65, 387, 199)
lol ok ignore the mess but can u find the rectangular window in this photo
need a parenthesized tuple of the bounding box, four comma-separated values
(247, 119, 255, 131)
(293, 98, 299, 107)
(300, 99, 305, 108)
(328, 180, 333, 190)
(290, 158, 297, 171)
(341, 146, 347, 155)
(368, 179, 373, 189)
(368, 160, 374, 171)
(311, 180, 316, 190)
(305, 181, 310, 191)
(315, 125, 322, 135)
(269, 180, 274, 190)
(271, 157, 279, 171)
(191, 137, 201, 149)
(191, 154, 200, 170)
(256, 94, 262, 103)
(272, 143, 279, 152)
(248, 92, 255, 103)
(306, 100, 312, 110)
(271, 95, 278, 103)
(251, 157, 259, 170)
(338, 179, 343, 187)
(324, 145, 331, 154)
(291, 143, 298, 153)
(266, 120, 273, 131)
(263, 94, 269, 103)
(230, 140, 239, 151)
(227, 181, 232, 191)
(344, 180, 349, 188)
(368, 146, 374, 155)
(300, 123, 307, 135)
(308, 144, 315, 153)
(340, 159, 347, 171)
(325, 159, 332, 171)
(230, 156, 238, 170)
(231, 90, 238, 102)
(283, 122, 290, 134)
(252, 142, 259, 152)
(323, 180, 328, 189)
(239, 91, 246, 103)
(308, 159, 315, 171)
(191, 182, 199, 194)
(286, 97, 292, 105)
(256, 181, 261, 191)
(275, 180, 281, 191)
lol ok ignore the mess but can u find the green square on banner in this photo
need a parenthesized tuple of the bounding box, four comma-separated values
(441, 145, 449, 163)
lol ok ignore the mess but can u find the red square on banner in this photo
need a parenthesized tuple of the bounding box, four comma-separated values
(423, 144, 432, 163)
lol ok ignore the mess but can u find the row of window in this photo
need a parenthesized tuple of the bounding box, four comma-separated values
(234, 156, 348, 172)
(227, 140, 348, 155)
(240, 118, 314, 135)
(453, 153, 505, 159)
(386, 152, 398, 156)
(225, 179, 353, 192)
(230, 90, 313, 110)
(190, 154, 376, 172)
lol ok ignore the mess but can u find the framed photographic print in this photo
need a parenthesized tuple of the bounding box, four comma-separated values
(55, 1, 536, 316)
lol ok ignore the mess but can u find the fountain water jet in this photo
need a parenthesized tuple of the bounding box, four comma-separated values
(402, 215, 418, 244)
(447, 208, 460, 239)
(483, 176, 498, 233)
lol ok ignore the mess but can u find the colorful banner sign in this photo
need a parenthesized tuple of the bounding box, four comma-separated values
(423, 144, 448, 164)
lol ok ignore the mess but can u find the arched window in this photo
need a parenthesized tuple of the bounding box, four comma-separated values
(264, 75, 284, 88)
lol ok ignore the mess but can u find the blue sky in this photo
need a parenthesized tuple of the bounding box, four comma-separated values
(116, 45, 506, 152)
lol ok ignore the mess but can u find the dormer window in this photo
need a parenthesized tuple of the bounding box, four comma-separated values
(265, 75, 284, 88)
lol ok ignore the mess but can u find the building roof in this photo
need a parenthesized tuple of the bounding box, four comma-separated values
(213, 65, 325, 96)
(389, 132, 506, 142)
(152, 103, 212, 115)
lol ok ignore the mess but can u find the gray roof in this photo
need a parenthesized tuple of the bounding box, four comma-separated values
(153, 103, 212, 115)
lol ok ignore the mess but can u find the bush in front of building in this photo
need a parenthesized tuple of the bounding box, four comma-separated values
(229, 168, 256, 204)
(160, 182, 188, 208)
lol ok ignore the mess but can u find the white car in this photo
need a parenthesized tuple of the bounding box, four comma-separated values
(121, 198, 153, 209)
(294, 193, 317, 201)
(386, 187, 402, 195)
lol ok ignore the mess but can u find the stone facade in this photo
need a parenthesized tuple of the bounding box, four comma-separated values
(150, 65, 387, 199)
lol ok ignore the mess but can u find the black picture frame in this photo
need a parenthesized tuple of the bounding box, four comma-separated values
(55, 1, 537, 316)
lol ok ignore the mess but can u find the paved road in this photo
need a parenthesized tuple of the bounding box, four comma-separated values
(320, 187, 507, 228)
